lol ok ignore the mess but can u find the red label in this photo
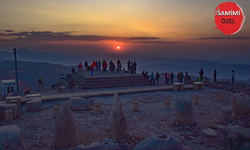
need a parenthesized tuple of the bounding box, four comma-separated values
(214, 2, 245, 35)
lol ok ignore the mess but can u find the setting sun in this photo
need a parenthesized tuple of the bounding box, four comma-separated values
(117, 46, 120, 49)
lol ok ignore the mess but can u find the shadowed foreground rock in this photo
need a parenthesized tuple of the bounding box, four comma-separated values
(109, 93, 127, 142)
(75, 142, 101, 150)
(0, 125, 21, 150)
(54, 103, 77, 148)
(68, 97, 95, 111)
(231, 93, 250, 116)
(101, 138, 119, 150)
(174, 99, 195, 126)
(133, 134, 183, 150)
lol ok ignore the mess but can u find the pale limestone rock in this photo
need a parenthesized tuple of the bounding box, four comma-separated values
(174, 99, 195, 126)
(26, 97, 42, 112)
(109, 93, 127, 141)
(55, 103, 76, 148)
(0, 125, 21, 150)
(133, 134, 183, 150)
(231, 93, 250, 116)
(203, 128, 217, 138)
(68, 97, 95, 111)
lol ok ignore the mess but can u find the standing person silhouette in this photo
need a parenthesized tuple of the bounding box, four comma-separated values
(155, 72, 160, 85)
(199, 69, 204, 80)
(37, 77, 43, 92)
(214, 70, 217, 82)
(231, 70, 235, 84)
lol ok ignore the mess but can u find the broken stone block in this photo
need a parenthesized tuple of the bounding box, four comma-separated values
(236, 128, 250, 141)
(216, 84, 225, 89)
(217, 93, 224, 102)
(75, 142, 101, 150)
(5, 110, 12, 122)
(173, 83, 184, 91)
(231, 93, 250, 116)
(109, 93, 127, 141)
(0, 103, 17, 119)
(133, 134, 183, 150)
(133, 100, 139, 111)
(55, 103, 76, 148)
(192, 95, 199, 105)
(174, 99, 195, 126)
(6, 96, 22, 107)
(0, 125, 21, 150)
(26, 97, 42, 112)
(100, 138, 119, 150)
(68, 97, 95, 111)
(203, 128, 217, 138)
(193, 82, 204, 90)
(164, 98, 171, 107)
(221, 107, 233, 122)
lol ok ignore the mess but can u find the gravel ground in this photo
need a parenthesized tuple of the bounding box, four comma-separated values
(0, 87, 236, 150)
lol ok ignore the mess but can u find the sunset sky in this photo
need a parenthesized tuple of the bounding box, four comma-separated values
(0, 0, 249, 64)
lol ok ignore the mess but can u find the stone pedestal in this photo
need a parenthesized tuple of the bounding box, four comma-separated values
(0, 103, 17, 119)
(6, 96, 21, 107)
(221, 107, 232, 122)
(60, 86, 66, 92)
(94, 102, 100, 113)
(217, 93, 224, 102)
(26, 97, 42, 112)
(53, 106, 60, 118)
(192, 95, 199, 105)
(133, 100, 139, 111)
(174, 99, 195, 126)
(164, 98, 170, 107)
(193, 82, 204, 90)
(173, 83, 184, 91)
(5, 110, 12, 122)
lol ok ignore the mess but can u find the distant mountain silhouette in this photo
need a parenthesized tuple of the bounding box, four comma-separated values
(0, 48, 86, 65)
(0, 60, 73, 93)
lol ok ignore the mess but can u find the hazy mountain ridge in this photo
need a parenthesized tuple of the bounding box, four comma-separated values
(0, 49, 86, 65)
(0, 60, 72, 92)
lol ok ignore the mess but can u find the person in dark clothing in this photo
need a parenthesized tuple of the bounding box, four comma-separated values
(72, 67, 75, 73)
(142, 71, 145, 76)
(165, 72, 168, 84)
(231, 70, 235, 84)
(199, 69, 204, 80)
(184, 72, 189, 84)
(145, 71, 149, 79)
(170, 72, 174, 84)
(180, 71, 184, 83)
(214, 70, 217, 82)
(155, 72, 160, 85)
(95, 61, 98, 70)
(130, 63, 134, 74)
(84, 61, 88, 71)
(177, 72, 180, 83)
(150, 73, 155, 85)
(127, 60, 131, 71)
(134, 61, 137, 74)
(37, 77, 43, 92)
